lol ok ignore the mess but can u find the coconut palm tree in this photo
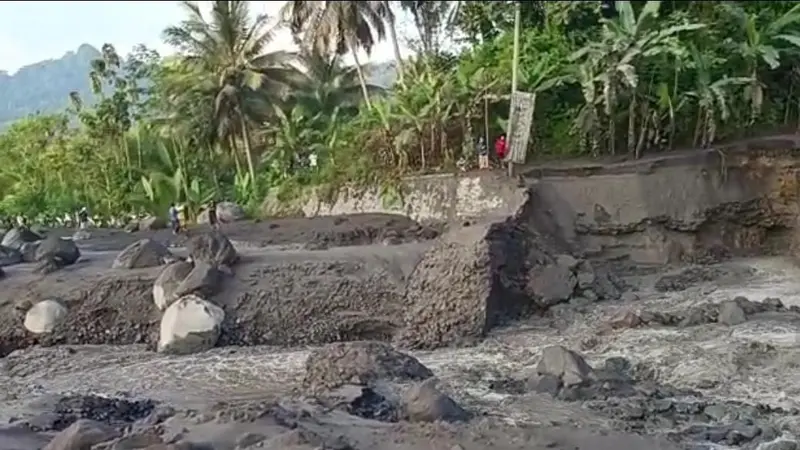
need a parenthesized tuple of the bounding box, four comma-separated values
(162, 0, 297, 187)
(281, 1, 386, 109)
(290, 47, 384, 117)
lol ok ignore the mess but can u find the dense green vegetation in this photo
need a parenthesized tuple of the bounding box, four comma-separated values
(2, 1, 800, 223)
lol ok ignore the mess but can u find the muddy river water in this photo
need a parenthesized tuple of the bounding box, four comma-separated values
(2, 256, 799, 447)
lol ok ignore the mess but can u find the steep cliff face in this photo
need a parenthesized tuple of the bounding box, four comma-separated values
(525, 137, 800, 266)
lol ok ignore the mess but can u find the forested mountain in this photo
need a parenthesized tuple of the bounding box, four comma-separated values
(0, 44, 101, 129)
(0, 44, 396, 129)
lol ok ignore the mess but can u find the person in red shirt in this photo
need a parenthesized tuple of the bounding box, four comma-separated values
(494, 134, 508, 162)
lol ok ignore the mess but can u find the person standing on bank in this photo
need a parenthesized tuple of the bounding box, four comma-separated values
(77, 206, 90, 230)
(207, 200, 219, 230)
(168, 203, 181, 234)
(476, 136, 489, 170)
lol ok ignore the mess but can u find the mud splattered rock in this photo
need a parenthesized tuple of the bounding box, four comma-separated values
(112, 239, 173, 269)
(35, 235, 80, 266)
(173, 262, 222, 300)
(394, 224, 499, 349)
(608, 309, 644, 329)
(20, 240, 41, 262)
(0, 245, 22, 266)
(153, 262, 194, 311)
(402, 378, 469, 423)
(187, 231, 238, 266)
(139, 216, 167, 231)
(24, 299, 67, 334)
(34, 257, 66, 275)
(43, 419, 119, 450)
(718, 300, 747, 326)
(158, 295, 225, 355)
(199, 202, 246, 224)
(1, 226, 42, 250)
(303, 341, 433, 393)
(536, 345, 594, 387)
(72, 229, 91, 241)
(527, 262, 577, 307)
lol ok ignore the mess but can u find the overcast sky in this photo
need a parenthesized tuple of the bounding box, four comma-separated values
(0, 1, 415, 74)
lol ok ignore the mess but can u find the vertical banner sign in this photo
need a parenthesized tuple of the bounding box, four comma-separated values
(508, 91, 535, 164)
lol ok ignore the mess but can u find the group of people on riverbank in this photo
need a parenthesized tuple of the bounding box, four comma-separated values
(476, 134, 508, 170)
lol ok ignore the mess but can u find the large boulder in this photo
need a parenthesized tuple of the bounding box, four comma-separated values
(0, 245, 23, 266)
(173, 261, 223, 299)
(153, 261, 194, 311)
(1, 227, 42, 250)
(403, 378, 469, 423)
(217, 201, 246, 223)
(187, 231, 238, 266)
(43, 419, 118, 450)
(19, 241, 40, 262)
(24, 299, 68, 334)
(197, 202, 246, 224)
(303, 341, 433, 393)
(395, 224, 514, 350)
(35, 235, 80, 265)
(139, 216, 167, 231)
(112, 239, 173, 269)
(158, 294, 225, 355)
(536, 345, 595, 387)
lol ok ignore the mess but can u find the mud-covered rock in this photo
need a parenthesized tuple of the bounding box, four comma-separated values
(112, 239, 173, 269)
(43, 419, 118, 450)
(303, 341, 433, 393)
(527, 262, 576, 307)
(19, 240, 40, 262)
(187, 231, 238, 266)
(158, 294, 224, 355)
(402, 378, 469, 423)
(72, 229, 91, 241)
(718, 300, 747, 325)
(0, 245, 22, 266)
(1, 226, 42, 250)
(153, 262, 194, 311)
(395, 225, 496, 349)
(536, 345, 595, 387)
(139, 216, 166, 231)
(654, 266, 755, 293)
(34, 256, 66, 275)
(173, 261, 222, 300)
(36, 235, 80, 266)
(198, 201, 246, 224)
(24, 299, 67, 334)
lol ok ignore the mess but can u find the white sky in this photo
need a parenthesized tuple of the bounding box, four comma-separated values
(0, 1, 417, 74)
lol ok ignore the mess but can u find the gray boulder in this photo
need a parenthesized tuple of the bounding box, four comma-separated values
(153, 261, 194, 311)
(718, 300, 747, 326)
(187, 231, 238, 266)
(43, 418, 118, 450)
(0, 245, 23, 267)
(536, 345, 595, 387)
(303, 341, 433, 393)
(35, 236, 80, 265)
(174, 261, 223, 299)
(158, 295, 225, 355)
(1, 227, 42, 250)
(403, 378, 469, 423)
(139, 216, 166, 231)
(19, 241, 40, 262)
(112, 239, 173, 269)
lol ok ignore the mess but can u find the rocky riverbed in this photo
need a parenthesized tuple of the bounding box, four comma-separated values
(0, 198, 798, 449)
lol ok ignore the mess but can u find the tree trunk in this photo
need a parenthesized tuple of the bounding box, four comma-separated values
(238, 114, 257, 191)
(350, 43, 372, 110)
(385, 1, 404, 85)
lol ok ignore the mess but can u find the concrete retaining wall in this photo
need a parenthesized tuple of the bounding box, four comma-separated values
(301, 172, 527, 223)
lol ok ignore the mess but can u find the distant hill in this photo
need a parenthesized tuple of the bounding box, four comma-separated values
(0, 45, 399, 130)
(0, 44, 100, 129)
